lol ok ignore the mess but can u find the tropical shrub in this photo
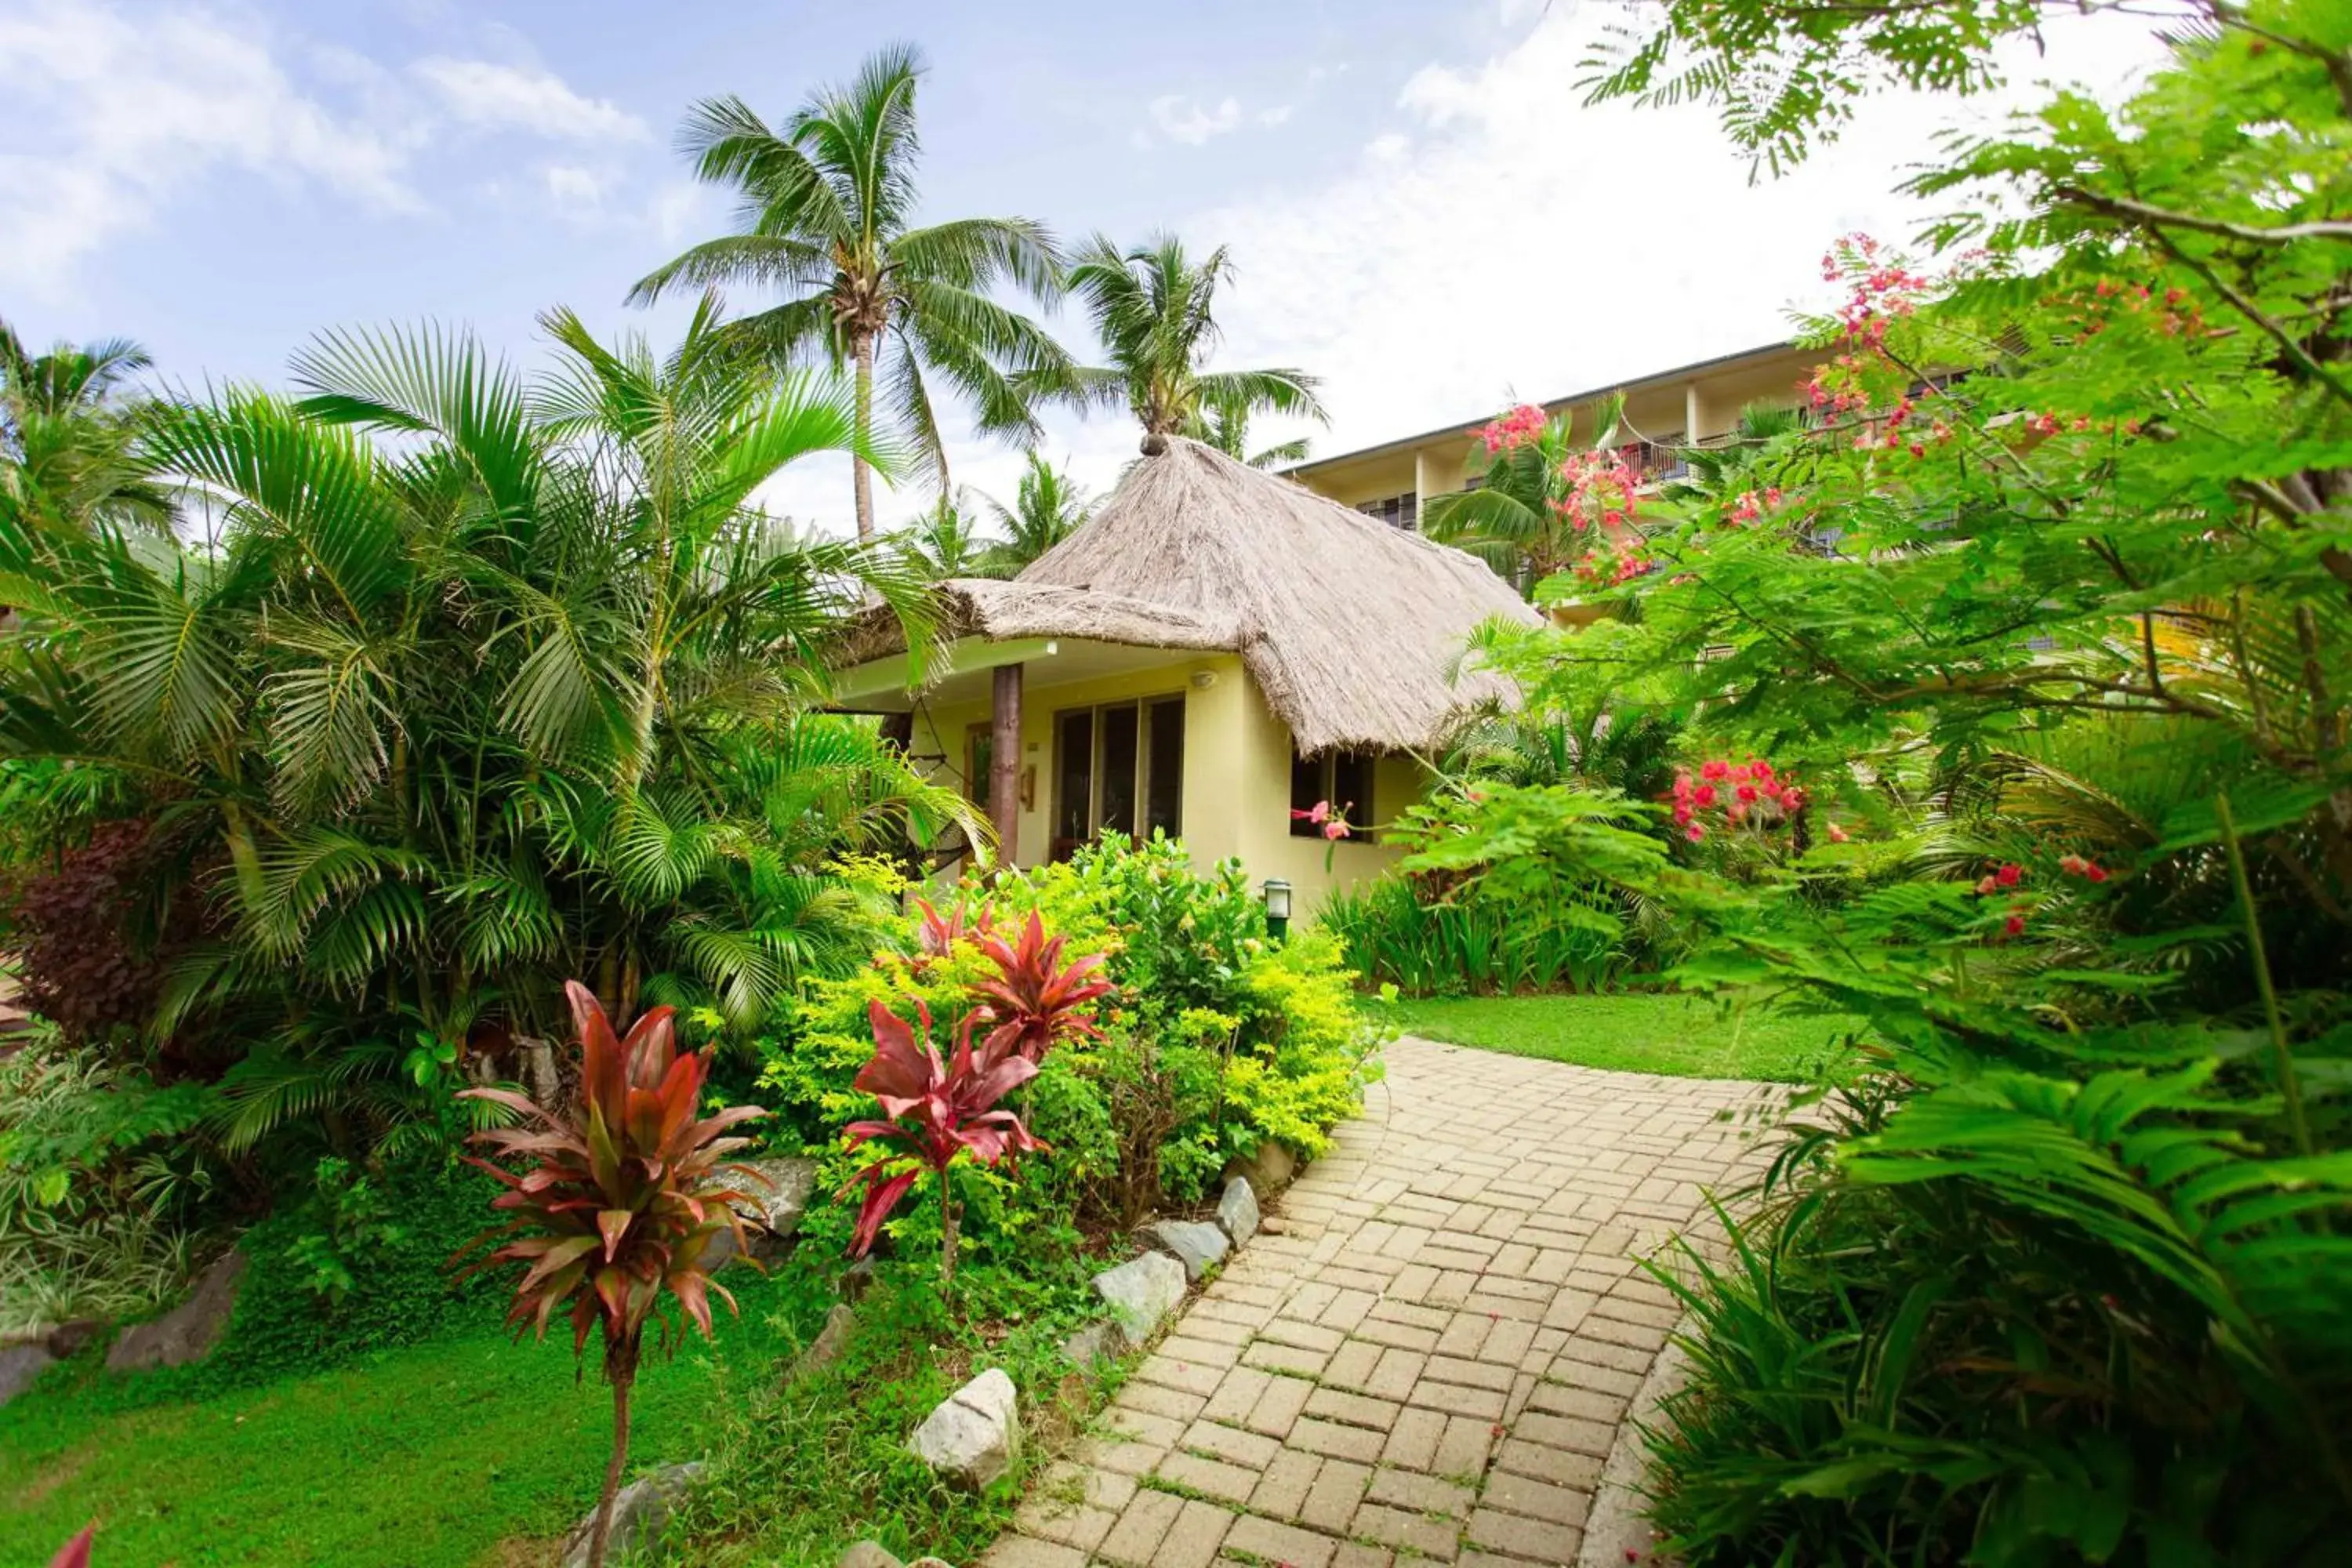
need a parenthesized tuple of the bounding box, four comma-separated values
(756, 833, 1382, 1264)
(0, 308, 969, 1225)
(1418, 2, 2352, 1561)
(1316, 873, 1629, 996)
(0, 1031, 212, 1336)
(456, 981, 766, 1568)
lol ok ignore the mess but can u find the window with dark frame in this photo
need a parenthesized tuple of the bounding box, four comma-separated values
(1051, 695, 1185, 858)
(1290, 746, 1374, 839)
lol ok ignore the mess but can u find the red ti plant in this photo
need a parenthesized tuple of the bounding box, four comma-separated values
(49, 1528, 93, 1568)
(970, 909, 1112, 1063)
(843, 999, 1047, 1289)
(912, 895, 995, 969)
(454, 982, 768, 1568)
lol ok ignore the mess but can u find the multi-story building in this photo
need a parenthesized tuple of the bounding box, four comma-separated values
(1283, 339, 1816, 522)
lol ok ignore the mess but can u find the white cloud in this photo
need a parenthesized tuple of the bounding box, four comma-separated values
(1179, 2, 2172, 460)
(1258, 105, 1295, 127)
(1149, 94, 1245, 146)
(541, 163, 609, 220)
(0, 1, 426, 296)
(412, 57, 647, 143)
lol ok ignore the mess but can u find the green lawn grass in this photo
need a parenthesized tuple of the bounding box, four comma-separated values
(1388, 990, 1866, 1082)
(0, 1272, 809, 1568)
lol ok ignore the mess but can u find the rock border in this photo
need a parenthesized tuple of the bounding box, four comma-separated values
(1575, 1336, 1691, 1568)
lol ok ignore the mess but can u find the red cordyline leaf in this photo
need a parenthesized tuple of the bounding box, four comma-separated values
(913, 896, 995, 965)
(453, 980, 768, 1367)
(840, 1001, 1047, 1258)
(49, 1528, 93, 1568)
(970, 909, 1113, 1063)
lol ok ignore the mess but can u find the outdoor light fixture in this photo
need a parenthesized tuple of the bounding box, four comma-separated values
(1261, 878, 1293, 941)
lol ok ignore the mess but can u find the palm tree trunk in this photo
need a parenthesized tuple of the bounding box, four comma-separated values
(851, 331, 877, 541)
(588, 1344, 640, 1568)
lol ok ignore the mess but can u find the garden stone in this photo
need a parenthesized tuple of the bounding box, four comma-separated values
(1225, 1138, 1296, 1197)
(907, 1367, 1018, 1487)
(44, 1319, 105, 1358)
(107, 1248, 245, 1373)
(1061, 1319, 1121, 1372)
(786, 1303, 856, 1383)
(1091, 1251, 1186, 1345)
(704, 1156, 820, 1270)
(1141, 1218, 1229, 1282)
(840, 1256, 877, 1301)
(0, 1342, 55, 1407)
(558, 1460, 702, 1568)
(836, 1544, 901, 1568)
(1216, 1174, 1260, 1246)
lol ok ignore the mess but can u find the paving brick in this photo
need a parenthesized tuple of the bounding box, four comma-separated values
(1491, 1440, 1602, 1492)
(1300, 1456, 1372, 1533)
(1203, 1365, 1271, 1425)
(1302, 1385, 1403, 1432)
(1432, 1414, 1498, 1480)
(1098, 1490, 1186, 1567)
(1353, 1501, 1463, 1559)
(1242, 1338, 1333, 1377)
(1155, 1449, 1258, 1505)
(1426, 1353, 1515, 1392)
(1138, 1352, 1229, 1399)
(1465, 1504, 1581, 1565)
(1478, 1469, 1591, 1527)
(1222, 1513, 1341, 1568)
(981, 1536, 1091, 1568)
(1259, 1316, 1348, 1354)
(1407, 1377, 1508, 1421)
(1365, 1466, 1475, 1516)
(1247, 1369, 1314, 1438)
(1183, 1419, 1285, 1469)
(1248, 1447, 1323, 1519)
(1378, 1404, 1447, 1471)
(1291, 1415, 1388, 1463)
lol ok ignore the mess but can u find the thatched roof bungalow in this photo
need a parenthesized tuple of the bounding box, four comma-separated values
(832, 437, 1540, 908)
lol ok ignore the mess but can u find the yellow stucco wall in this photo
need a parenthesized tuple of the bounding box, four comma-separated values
(907, 650, 1422, 915)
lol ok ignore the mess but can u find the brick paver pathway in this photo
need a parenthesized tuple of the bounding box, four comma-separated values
(985, 1035, 1774, 1568)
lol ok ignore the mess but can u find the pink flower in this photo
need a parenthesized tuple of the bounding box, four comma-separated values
(1976, 875, 1999, 896)
(1693, 784, 1717, 808)
(1700, 760, 1730, 782)
(1826, 822, 1849, 843)
(1685, 823, 1706, 843)
(1289, 800, 1333, 826)
(1995, 862, 2023, 888)
(1735, 784, 1759, 804)
(1323, 819, 1349, 841)
(2004, 912, 2026, 937)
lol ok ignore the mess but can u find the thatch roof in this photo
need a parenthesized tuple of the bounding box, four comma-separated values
(838, 437, 1541, 754)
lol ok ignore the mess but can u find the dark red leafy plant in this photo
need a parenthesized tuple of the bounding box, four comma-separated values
(912, 895, 994, 967)
(843, 999, 1045, 1288)
(49, 1527, 93, 1568)
(971, 909, 1112, 1062)
(454, 980, 767, 1568)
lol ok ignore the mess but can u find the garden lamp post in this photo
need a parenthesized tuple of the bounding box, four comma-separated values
(1262, 878, 1292, 942)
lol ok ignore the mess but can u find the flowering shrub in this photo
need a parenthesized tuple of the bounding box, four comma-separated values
(1668, 757, 1805, 844)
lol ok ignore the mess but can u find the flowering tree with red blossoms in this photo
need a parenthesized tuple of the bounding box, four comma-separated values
(1424, 394, 1653, 592)
(1436, 9, 2352, 1563)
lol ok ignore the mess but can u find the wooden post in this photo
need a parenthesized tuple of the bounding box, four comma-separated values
(989, 663, 1022, 866)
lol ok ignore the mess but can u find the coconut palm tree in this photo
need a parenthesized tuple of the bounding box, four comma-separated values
(1058, 234, 1324, 456)
(1191, 396, 1311, 469)
(628, 45, 1072, 540)
(974, 450, 1094, 576)
(0, 318, 171, 536)
(893, 488, 994, 579)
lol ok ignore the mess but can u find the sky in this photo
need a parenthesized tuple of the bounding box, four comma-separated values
(1, 0, 2174, 534)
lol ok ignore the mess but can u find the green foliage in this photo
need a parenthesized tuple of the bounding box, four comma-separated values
(0, 1032, 213, 1335)
(1316, 873, 1632, 996)
(0, 306, 968, 1203)
(1427, 6, 2352, 1561)
(757, 833, 1383, 1254)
